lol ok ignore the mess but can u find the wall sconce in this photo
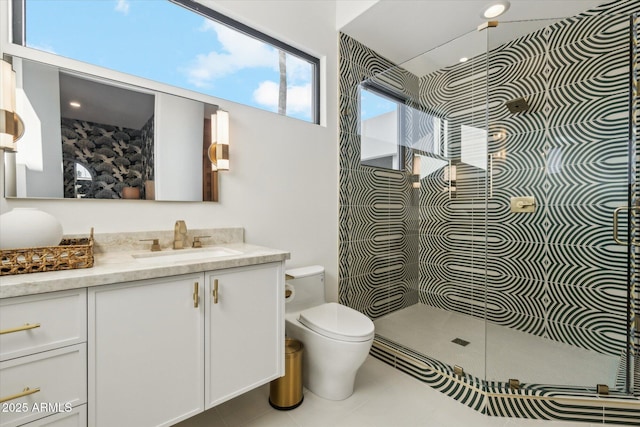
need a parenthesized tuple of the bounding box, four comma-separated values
(412, 155, 421, 189)
(0, 59, 25, 152)
(209, 109, 229, 171)
(492, 149, 507, 160)
(488, 150, 506, 198)
(205, 109, 230, 202)
(444, 163, 457, 198)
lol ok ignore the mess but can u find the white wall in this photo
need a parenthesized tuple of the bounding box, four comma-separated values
(154, 93, 204, 202)
(0, 0, 340, 300)
(361, 111, 398, 161)
(15, 58, 63, 198)
(336, 0, 379, 30)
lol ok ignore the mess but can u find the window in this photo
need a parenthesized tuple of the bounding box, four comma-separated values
(12, 0, 320, 123)
(359, 84, 405, 170)
(460, 124, 487, 170)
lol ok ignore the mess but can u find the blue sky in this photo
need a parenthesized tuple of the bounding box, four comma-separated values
(25, 0, 313, 122)
(360, 88, 397, 121)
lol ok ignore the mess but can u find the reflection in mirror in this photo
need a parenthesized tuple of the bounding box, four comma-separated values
(4, 56, 218, 202)
(59, 72, 155, 199)
(359, 60, 457, 175)
(360, 28, 490, 200)
(359, 84, 404, 170)
(73, 162, 94, 198)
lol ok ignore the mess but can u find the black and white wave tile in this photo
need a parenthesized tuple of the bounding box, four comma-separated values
(339, 31, 420, 321)
(339, 0, 640, 423)
(420, 0, 633, 360)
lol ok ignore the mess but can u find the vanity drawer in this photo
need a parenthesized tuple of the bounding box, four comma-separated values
(20, 404, 86, 427)
(0, 289, 86, 362)
(0, 344, 87, 427)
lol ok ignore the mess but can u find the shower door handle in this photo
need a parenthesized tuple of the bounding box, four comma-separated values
(613, 206, 640, 246)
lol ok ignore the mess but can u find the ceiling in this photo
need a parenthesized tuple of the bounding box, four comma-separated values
(59, 72, 155, 130)
(339, 0, 605, 76)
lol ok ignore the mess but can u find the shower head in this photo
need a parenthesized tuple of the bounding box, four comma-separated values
(505, 97, 529, 114)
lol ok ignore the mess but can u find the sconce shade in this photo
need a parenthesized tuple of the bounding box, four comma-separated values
(208, 109, 230, 171)
(412, 155, 421, 176)
(412, 155, 421, 188)
(444, 164, 457, 182)
(0, 59, 24, 152)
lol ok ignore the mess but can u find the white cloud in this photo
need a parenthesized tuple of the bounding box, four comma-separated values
(115, 0, 130, 15)
(253, 81, 279, 110)
(186, 21, 278, 88)
(286, 54, 312, 85)
(253, 80, 311, 117)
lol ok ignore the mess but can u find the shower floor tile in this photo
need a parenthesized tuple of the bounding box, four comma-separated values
(373, 304, 619, 388)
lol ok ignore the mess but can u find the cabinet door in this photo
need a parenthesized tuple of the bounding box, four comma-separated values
(89, 274, 205, 427)
(205, 263, 284, 408)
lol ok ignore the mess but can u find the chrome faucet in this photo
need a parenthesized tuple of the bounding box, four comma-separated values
(173, 220, 188, 249)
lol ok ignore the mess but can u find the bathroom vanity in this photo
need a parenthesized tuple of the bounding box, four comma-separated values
(0, 228, 289, 427)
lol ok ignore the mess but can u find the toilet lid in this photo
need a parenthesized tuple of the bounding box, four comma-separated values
(298, 302, 375, 342)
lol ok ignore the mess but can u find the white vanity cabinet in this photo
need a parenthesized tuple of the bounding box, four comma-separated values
(88, 273, 205, 427)
(88, 261, 284, 427)
(0, 289, 87, 427)
(205, 263, 284, 408)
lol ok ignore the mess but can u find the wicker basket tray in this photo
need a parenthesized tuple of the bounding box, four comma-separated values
(0, 228, 94, 276)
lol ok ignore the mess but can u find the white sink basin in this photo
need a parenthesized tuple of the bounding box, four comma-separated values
(132, 247, 242, 263)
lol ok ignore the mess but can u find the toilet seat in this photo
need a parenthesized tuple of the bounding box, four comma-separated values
(298, 302, 375, 342)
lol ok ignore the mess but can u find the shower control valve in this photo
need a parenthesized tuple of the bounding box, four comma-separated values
(510, 196, 536, 213)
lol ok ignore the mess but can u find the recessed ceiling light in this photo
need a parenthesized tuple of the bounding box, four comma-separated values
(69, 101, 81, 108)
(459, 57, 469, 63)
(482, 0, 510, 19)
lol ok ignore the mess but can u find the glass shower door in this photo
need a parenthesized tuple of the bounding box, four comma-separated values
(363, 26, 491, 382)
(485, 14, 635, 393)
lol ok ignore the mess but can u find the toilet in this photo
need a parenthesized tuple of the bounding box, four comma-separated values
(284, 265, 374, 401)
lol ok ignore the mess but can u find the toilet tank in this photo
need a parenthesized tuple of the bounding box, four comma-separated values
(285, 265, 325, 312)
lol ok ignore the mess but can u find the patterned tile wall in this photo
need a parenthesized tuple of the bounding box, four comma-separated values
(338, 33, 420, 320)
(417, 1, 637, 364)
(338, 0, 640, 401)
(631, 10, 639, 397)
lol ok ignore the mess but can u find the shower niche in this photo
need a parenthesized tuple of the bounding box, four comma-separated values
(341, 2, 639, 423)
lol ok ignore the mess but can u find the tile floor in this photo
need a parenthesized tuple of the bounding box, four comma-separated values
(176, 356, 602, 427)
(374, 304, 619, 387)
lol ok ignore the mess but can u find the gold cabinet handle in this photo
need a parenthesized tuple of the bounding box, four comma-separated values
(193, 282, 200, 308)
(613, 206, 640, 246)
(213, 279, 219, 304)
(0, 387, 41, 403)
(0, 323, 41, 335)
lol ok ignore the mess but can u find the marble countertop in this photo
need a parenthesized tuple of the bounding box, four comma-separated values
(0, 242, 290, 299)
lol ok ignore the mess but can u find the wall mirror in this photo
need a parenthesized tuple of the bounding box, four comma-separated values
(4, 56, 219, 202)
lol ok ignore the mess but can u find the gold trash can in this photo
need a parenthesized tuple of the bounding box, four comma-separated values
(269, 338, 303, 410)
